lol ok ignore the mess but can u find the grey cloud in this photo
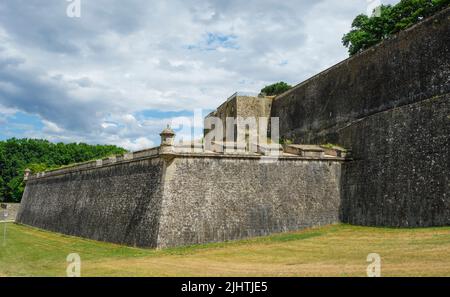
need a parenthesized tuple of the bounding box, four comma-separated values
(0, 0, 150, 54)
(0, 56, 25, 69)
(70, 77, 94, 88)
(0, 0, 401, 149)
(0, 58, 104, 132)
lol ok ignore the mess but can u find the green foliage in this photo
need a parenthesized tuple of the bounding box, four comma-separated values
(321, 143, 347, 151)
(7, 177, 24, 202)
(260, 82, 292, 96)
(280, 138, 293, 145)
(0, 138, 126, 203)
(343, 0, 450, 56)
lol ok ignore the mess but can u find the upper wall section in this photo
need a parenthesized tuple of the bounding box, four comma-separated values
(204, 94, 273, 142)
(271, 7, 450, 143)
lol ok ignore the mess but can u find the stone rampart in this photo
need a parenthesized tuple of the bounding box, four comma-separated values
(17, 150, 344, 248)
(271, 8, 450, 227)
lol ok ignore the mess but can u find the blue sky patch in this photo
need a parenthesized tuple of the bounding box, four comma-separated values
(0, 112, 44, 141)
(188, 32, 239, 51)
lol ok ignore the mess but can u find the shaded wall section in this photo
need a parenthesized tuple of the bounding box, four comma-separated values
(340, 95, 449, 227)
(17, 158, 165, 247)
(157, 156, 342, 248)
(272, 7, 449, 143)
(271, 8, 450, 226)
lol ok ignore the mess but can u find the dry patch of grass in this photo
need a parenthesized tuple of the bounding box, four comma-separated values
(0, 223, 449, 276)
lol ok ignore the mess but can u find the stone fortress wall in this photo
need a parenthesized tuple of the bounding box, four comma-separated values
(17, 143, 344, 248)
(16, 7, 450, 248)
(157, 154, 342, 248)
(271, 7, 450, 227)
(18, 157, 166, 247)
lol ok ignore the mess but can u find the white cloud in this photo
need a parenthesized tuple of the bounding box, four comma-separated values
(42, 120, 63, 133)
(116, 137, 155, 151)
(0, 104, 17, 115)
(0, 0, 401, 147)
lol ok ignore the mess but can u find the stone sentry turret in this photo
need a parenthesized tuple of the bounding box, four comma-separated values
(159, 125, 176, 156)
(24, 168, 31, 181)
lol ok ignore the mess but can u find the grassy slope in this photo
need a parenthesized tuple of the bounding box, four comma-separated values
(0, 223, 449, 277)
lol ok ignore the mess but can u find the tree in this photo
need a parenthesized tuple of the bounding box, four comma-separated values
(0, 176, 5, 203)
(0, 138, 127, 203)
(261, 82, 292, 96)
(343, 0, 450, 56)
(7, 177, 24, 203)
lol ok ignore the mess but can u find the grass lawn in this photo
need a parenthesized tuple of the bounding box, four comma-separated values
(0, 223, 449, 277)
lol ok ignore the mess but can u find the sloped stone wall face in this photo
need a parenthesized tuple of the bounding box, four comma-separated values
(340, 95, 450, 227)
(17, 155, 343, 248)
(157, 156, 342, 248)
(271, 8, 450, 227)
(17, 158, 165, 247)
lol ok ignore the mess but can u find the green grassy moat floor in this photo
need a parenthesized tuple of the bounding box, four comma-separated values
(0, 223, 449, 277)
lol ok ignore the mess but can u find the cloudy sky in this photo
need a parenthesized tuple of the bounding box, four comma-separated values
(0, 0, 399, 151)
